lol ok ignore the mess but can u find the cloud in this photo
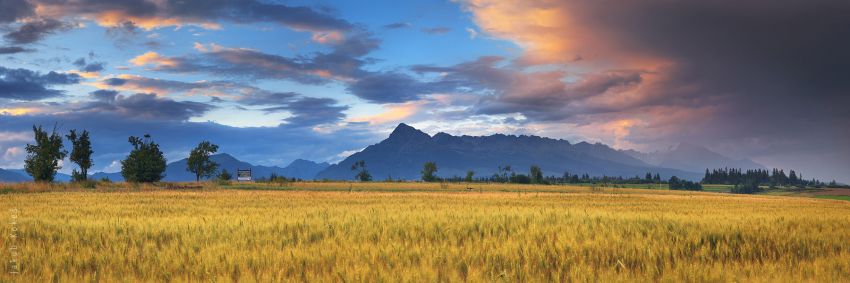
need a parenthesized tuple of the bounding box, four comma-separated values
(383, 22, 411, 29)
(265, 97, 349, 128)
(4, 18, 72, 44)
(345, 71, 449, 103)
(0, 46, 32, 54)
(93, 74, 239, 97)
(422, 27, 450, 34)
(29, 0, 354, 41)
(0, 0, 34, 23)
(76, 92, 214, 121)
(89, 89, 118, 102)
(0, 66, 82, 101)
(89, 74, 348, 127)
(73, 57, 105, 72)
(465, 27, 478, 39)
(136, 35, 378, 84)
(349, 102, 422, 125)
(457, 0, 850, 181)
(129, 51, 191, 70)
(237, 91, 298, 106)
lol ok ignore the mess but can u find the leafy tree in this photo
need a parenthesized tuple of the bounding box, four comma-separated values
(121, 134, 167, 183)
(351, 160, 372, 182)
(186, 141, 219, 182)
(24, 125, 67, 182)
(731, 180, 762, 194)
(464, 170, 475, 183)
(218, 169, 232, 181)
(669, 176, 702, 191)
(66, 129, 93, 182)
(530, 165, 544, 184)
(422, 161, 438, 182)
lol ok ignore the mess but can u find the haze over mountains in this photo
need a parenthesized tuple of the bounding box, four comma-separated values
(1, 123, 770, 183)
(622, 143, 765, 174)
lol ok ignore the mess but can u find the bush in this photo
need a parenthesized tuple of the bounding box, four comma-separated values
(731, 181, 763, 194)
(669, 176, 702, 191)
(76, 180, 97, 189)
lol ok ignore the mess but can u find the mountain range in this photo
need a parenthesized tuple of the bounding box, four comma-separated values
(315, 123, 706, 181)
(0, 123, 766, 183)
(3, 154, 329, 182)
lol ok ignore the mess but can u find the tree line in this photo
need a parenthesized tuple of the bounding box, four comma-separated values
(348, 160, 701, 190)
(24, 124, 228, 183)
(702, 168, 827, 187)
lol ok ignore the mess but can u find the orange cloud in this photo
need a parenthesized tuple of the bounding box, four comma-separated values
(0, 107, 43, 116)
(462, 0, 664, 68)
(349, 102, 422, 125)
(130, 52, 179, 68)
(68, 70, 100, 79)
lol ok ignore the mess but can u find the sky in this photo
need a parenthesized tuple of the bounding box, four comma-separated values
(0, 0, 848, 182)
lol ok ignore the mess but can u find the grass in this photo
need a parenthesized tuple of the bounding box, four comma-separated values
(1, 182, 849, 282)
(816, 195, 850, 201)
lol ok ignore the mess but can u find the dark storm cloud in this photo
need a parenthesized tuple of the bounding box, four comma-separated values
(558, 0, 850, 155)
(0, 66, 81, 100)
(458, 0, 850, 181)
(3, 19, 71, 44)
(0, 0, 34, 23)
(0, 46, 32, 54)
(76, 92, 214, 121)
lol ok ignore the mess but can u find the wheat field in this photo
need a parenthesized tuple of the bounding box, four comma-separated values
(1, 182, 849, 282)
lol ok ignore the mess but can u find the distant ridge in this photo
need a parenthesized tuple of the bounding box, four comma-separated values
(8, 154, 330, 182)
(315, 123, 702, 181)
(622, 143, 766, 173)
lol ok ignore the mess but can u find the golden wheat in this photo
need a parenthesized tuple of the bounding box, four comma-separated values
(1, 182, 849, 282)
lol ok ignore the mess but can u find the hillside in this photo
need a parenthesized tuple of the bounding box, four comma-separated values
(88, 154, 330, 182)
(316, 123, 701, 181)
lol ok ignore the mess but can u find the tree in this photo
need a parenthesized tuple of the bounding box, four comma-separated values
(465, 170, 475, 183)
(24, 125, 67, 182)
(422, 161, 438, 182)
(669, 176, 702, 191)
(66, 129, 93, 182)
(497, 165, 512, 182)
(218, 169, 232, 181)
(530, 165, 544, 184)
(121, 134, 167, 183)
(186, 141, 220, 182)
(351, 160, 372, 182)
